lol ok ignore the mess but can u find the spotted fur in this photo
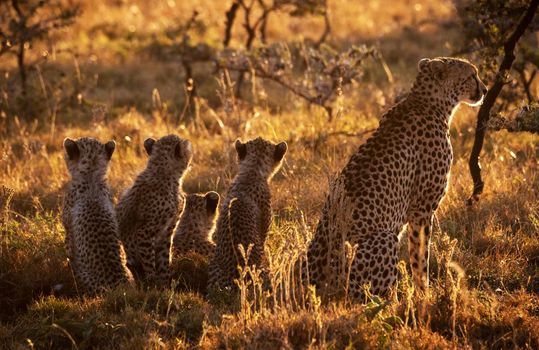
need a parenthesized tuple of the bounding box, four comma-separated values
(208, 137, 287, 291)
(61, 137, 134, 295)
(173, 191, 220, 258)
(116, 135, 192, 287)
(307, 57, 487, 300)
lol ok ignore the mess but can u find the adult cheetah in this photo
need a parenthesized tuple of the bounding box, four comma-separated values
(117, 135, 192, 287)
(208, 137, 287, 291)
(172, 191, 220, 258)
(61, 137, 134, 295)
(307, 57, 487, 300)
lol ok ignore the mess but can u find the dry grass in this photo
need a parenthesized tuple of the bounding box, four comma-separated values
(1, 0, 538, 349)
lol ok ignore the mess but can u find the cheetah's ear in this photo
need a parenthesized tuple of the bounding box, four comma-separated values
(63, 138, 80, 161)
(274, 141, 287, 162)
(104, 140, 116, 160)
(182, 140, 193, 160)
(205, 191, 220, 214)
(418, 58, 431, 73)
(419, 58, 447, 81)
(430, 59, 448, 81)
(235, 140, 247, 161)
(144, 138, 156, 156)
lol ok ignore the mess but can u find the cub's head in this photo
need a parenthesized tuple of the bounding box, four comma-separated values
(180, 191, 220, 236)
(63, 137, 115, 180)
(235, 137, 287, 179)
(143, 135, 192, 177)
(417, 57, 487, 106)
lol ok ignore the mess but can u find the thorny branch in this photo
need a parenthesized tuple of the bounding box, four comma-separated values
(488, 104, 539, 134)
(216, 44, 381, 120)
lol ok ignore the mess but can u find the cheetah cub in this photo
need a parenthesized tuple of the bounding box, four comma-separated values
(208, 137, 287, 291)
(117, 135, 192, 287)
(173, 191, 220, 258)
(61, 137, 133, 295)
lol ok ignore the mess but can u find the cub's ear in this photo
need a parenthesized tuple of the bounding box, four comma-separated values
(274, 141, 288, 162)
(235, 140, 247, 160)
(205, 191, 220, 214)
(144, 138, 156, 155)
(104, 140, 116, 160)
(63, 138, 80, 161)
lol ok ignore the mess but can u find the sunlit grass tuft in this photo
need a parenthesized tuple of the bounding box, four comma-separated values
(0, 0, 538, 348)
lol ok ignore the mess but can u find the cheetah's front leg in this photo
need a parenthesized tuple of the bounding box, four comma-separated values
(407, 214, 433, 292)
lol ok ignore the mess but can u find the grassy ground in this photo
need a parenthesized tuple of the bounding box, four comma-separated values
(1, 0, 538, 349)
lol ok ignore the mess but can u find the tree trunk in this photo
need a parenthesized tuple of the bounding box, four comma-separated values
(467, 0, 539, 204)
(17, 41, 27, 96)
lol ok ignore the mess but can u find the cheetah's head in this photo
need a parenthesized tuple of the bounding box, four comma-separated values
(235, 137, 287, 180)
(143, 135, 192, 178)
(417, 57, 487, 106)
(181, 191, 220, 236)
(63, 137, 115, 180)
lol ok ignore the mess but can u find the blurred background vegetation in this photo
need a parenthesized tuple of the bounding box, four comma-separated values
(0, 0, 534, 129)
(0, 0, 538, 349)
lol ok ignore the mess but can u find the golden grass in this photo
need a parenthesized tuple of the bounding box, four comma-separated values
(1, 0, 538, 348)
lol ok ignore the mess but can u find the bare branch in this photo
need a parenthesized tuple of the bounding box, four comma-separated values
(314, 5, 330, 47)
(224, 1, 240, 47)
(515, 66, 536, 103)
